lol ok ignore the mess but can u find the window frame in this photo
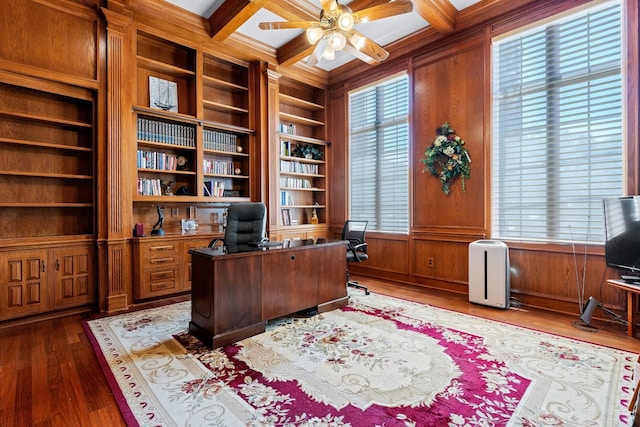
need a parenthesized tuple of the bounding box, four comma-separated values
(490, 0, 624, 245)
(347, 72, 410, 233)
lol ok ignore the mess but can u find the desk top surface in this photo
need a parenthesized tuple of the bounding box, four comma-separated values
(607, 279, 640, 292)
(190, 238, 347, 258)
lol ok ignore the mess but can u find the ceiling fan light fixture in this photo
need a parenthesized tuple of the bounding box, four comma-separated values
(306, 26, 324, 44)
(322, 45, 336, 60)
(337, 12, 354, 31)
(329, 31, 346, 51)
(260, 0, 413, 66)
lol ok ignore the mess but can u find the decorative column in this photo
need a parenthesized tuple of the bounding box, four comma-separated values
(100, 6, 133, 313)
(265, 65, 282, 238)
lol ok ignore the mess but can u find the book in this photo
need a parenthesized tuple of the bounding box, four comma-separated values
(281, 208, 291, 226)
(204, 181, 225, 197)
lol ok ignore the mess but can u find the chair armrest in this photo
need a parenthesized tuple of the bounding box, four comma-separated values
(348, 242, 368, 261)
(208, 238, 223, 248)
(352, 242, 367, 253)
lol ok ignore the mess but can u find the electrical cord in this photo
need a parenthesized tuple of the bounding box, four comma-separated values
(508, 297, 522, 309)
(598, 267, 628, 326)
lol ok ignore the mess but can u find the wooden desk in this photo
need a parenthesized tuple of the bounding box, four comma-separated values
(607, 279, 640, 338)
(189, 239, 348, 348)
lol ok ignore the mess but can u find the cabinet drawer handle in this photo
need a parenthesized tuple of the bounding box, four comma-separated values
(42, 261, 45, 272)
(150, 281, 175, 291)
(150, 245, 174, 251)
(291, 255, 295, 260)
(150, 257, 174, 264)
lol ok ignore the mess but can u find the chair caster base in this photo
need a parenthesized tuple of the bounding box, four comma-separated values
(348, 281, 370, 295)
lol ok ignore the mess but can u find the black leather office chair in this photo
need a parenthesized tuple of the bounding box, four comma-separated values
(209, 202, 266, 250)
(342, 220, 370, 295)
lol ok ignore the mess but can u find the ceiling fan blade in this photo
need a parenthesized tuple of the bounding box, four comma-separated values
(354, 0, 414, 23)
(306, 38, 327, 67)
(346, 30, 389, 63)
(259, 21, 315, 30)
(344, 43, 377, 64)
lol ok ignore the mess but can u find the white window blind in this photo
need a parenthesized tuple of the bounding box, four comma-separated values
(349, 74, 409, 232)
(492, 1, 623, 244)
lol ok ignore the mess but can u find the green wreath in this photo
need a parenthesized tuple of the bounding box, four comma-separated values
(422, 121, 471, 195)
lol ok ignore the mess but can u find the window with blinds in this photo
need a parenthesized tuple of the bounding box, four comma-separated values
(491, 1, 623, 244)
(349, 74, 409, 233)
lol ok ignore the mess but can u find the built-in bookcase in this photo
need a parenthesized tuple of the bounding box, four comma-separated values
(0, 73, 96, 321)
(129, 31, 256, 302)
(135, 112, 198, 198)
(133, 31, 254, 203)
(0, 77, 95, 240)
(274, 77, 329, 240)
(202, 54, 250, 129)
(136, 31, 196, 116)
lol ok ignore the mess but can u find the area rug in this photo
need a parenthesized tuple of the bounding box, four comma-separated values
(84, 293, 637, 426)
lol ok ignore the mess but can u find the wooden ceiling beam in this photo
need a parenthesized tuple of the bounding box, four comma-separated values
(277, 32, 316, 66)
(207, 0, 270, 41)
(264, 0, 319, 22)
(414, 0, 457, 34)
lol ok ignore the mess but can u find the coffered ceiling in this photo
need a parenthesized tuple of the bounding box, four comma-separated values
(163, 0, 482, 71)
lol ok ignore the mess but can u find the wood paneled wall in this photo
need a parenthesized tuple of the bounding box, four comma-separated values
(329, 0, 640, 316)
(2, 0, 638, 321)
(411, 38, 487, 235)
(0, 0, 101, 85)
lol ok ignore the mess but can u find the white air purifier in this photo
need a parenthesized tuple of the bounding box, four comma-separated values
(468, 240, 510, 309)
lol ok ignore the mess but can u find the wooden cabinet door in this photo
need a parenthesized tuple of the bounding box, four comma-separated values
(0, 250, 48, 320)
(317, 244, 347, 303)
(262, 248, 318, 319)
(51, 246, 95, 309)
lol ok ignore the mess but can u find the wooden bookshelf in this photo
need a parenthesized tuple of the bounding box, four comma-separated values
(133, 33, 254, 203)
(271, 76, 329, 240)
(0, 74, 96, 321)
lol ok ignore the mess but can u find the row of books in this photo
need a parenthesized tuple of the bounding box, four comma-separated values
(137, 150, 181, 171)
(203, 129, 239, 152)
(281, 208, 292, 226)
(280, 140, 293, 156)
(280, 191, 295, 206)
(136, 179, 233, 198)
(279, 122, 296, 134)
(137, 118, 196, 147)
(137, 178, 163, 196)
(203, 159, 235, 175)
(280, 177, 312, 189)
(280, 160, 319, 175)
(204, 181, 225, 197)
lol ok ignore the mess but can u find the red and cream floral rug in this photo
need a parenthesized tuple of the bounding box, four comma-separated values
(84, 293, 637, 426)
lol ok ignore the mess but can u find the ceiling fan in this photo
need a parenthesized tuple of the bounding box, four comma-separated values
(259, 0, 414, 66)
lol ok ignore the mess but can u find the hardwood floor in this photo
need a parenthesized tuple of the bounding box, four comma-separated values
(0, 310, 127, 427)
(0, 277, 637, 426)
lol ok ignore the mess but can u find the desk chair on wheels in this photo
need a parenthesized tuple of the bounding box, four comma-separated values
(342, 220, 370, 295)
(209, 202, 266, 251)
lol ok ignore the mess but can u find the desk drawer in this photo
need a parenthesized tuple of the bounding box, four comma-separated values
(141, 267, 179, 297)
(132, 235, 222, 301)
(143, 243, 178, 254)
(146, 256, 177, 266)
